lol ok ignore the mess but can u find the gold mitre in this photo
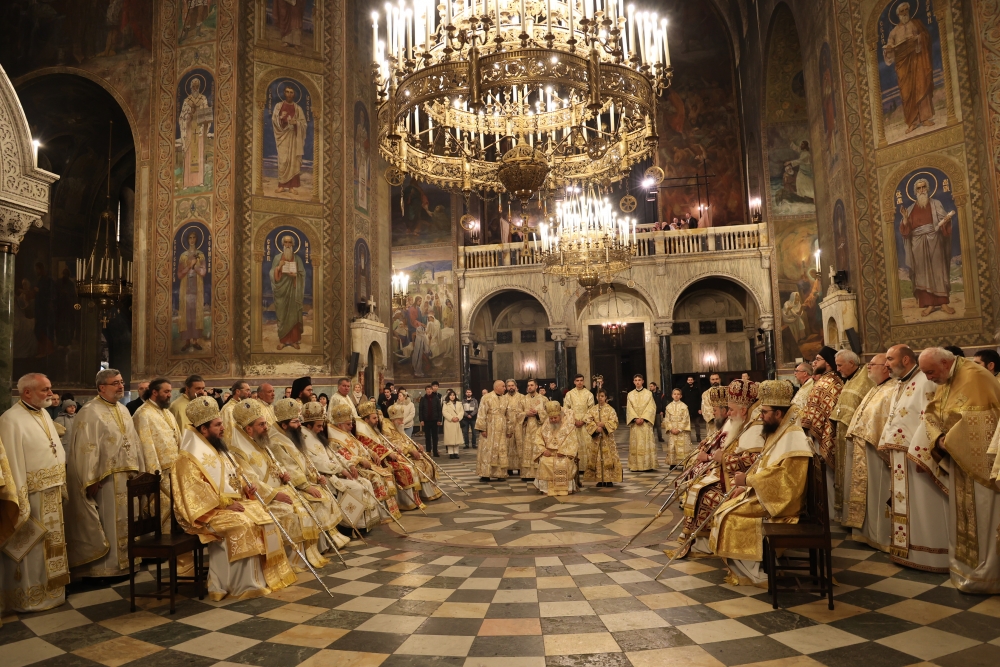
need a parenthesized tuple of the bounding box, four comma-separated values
(186, 396, 220, 428)
(708, 385, 729, 408)
(388, 403, 405, 420)
(758, 380, 795, 408)
(544, 400, 563, 416)
(233, 398, 267, 428)
(273, 398, 301, 423)
(357, 400, 378, 418)
(302, 401, 326, 423)
(330, 403, 354, 424)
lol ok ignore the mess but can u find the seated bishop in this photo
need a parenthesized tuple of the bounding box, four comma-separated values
(300, 401, 381, 531)
(385, 404, 443, 502)
(355, 401, 425, 511)
(533, 402, 580, 496)
(327, 404, 401, 521)
(172, 396, 296, 601)
(226, 398, 326, 571)
(710, 380, 813, 587)
(268, 398, 352, 553)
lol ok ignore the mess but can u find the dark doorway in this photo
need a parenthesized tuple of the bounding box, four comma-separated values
(470, 362, 490, 398)
(589, 323, 647, 421)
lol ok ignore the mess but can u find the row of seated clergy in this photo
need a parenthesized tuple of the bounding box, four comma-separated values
(664, 379, 813, 587)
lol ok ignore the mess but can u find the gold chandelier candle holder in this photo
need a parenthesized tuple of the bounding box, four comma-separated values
(372, 0, 672, 197)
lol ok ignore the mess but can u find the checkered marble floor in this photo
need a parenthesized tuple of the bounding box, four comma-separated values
(4, 441, 1000, 667)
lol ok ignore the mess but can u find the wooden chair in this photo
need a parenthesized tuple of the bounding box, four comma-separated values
(761, 454, 834, 610)
(126, 472, 203, 614)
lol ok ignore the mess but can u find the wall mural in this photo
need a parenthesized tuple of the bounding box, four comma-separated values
(354, 238, 372, 312)
(890, 166, 963, 322)
(776, 218, 823, 362)
(175, 68, 215, 195)
(876, 0, 946, 144)
(261, 225, 314, 353)
(172, 222, 212, 356)
(391, 179, 453, 245)
(767, 124, 815, 216)
(354, 101, 371, 214)
(179, 0, 218, 45)
(262, 77, 315, 200)
(655, 1, 744, 226)
(390, 245, 458, 383)
(265, 0, 316, 51)
(832, 199, 849, 273)
(819, 42, 841, 170)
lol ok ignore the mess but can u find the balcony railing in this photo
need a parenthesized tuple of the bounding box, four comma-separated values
(459, 223, 768, 270)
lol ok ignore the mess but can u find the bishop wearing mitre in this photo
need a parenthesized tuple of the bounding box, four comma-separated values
(67, 369, 155, 578)
(355, 400, 424, 511)
(0, 374, 70, 616)
(132, 378, 181, 534)
(711, 380, 813, 587)
(385, 403, 443, 502)
(172, 396, 297, 601)
(533, 402, 580, 496)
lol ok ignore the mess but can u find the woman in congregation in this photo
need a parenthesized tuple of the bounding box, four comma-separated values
(442, 389, 464, 459)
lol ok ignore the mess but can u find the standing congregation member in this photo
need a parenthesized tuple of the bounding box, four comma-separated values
(649, 381, 665, 443)
(627, 374, 658, 471)
(584, 389, 622, 486)
(662, 388, 692, 467)
(132, 378, 182, 534)
(563, 374, 596, 474)
(397, 390, 416, 438)
(55, 399, 78, 448)
(418, 385, 442, 457)
(461, 388, 479, 449)
(922, 348, 1000, 593)
(329, 377, 360, 421)
(0, 374, 69, 615)
(67, 369, 153, 578)
(681, 376, 702, 443)
(125, 380, 149, 415)
(475, 381, 510, 482)
(442, 390, 464, 459)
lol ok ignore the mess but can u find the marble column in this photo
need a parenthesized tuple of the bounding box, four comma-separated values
(654, 321, 673, 397)
(554, 341, 567, 390)
(761, 317, 776, 380)
(461, 342, 471, 393)
(0, 248, 13, 412)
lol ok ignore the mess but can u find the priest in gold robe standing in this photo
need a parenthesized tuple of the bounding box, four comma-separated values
(475, 380, 510, 482)
(172, 396, 297, 601)
(829, 350, 873, 521)
(842, 354, 895, 551)
(220, 381, 253, 439)
(67, 369, 153, 578)
(880, 344, 948, 572)
(519, 380, 547, 481)
(0, 374, 69, 616)
(584, 389, 621, 486)
(132, 378, 181, 535)
(504, 379, 526, 477)
(533, 402, 580, 496)
(710, 380, 813, 587)
(563, 374, 596, 475)
(921, 347, 1000, 593)
(627, 374, 658, 471)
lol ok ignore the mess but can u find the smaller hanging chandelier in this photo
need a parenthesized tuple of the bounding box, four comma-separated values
(601, 285, 627, 344)
(76, 120, 132, 328)
(391, 271, 410, 308)
(536, 184, 636, 289)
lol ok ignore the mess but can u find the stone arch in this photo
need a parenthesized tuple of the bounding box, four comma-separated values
(464, 285, 555, 338)
(667, 272, 767, 323)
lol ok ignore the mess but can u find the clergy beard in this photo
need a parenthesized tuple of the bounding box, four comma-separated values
(728, 416, 744, 432)
(254, 432, 272, 448)
(285, 424, 305, 450)
(714, 415, 727, 428)
(207, 434, 228, 452)
(761, 419, 780, 436)
(154, 395, 171, 409)
(314, 428, 329, 447)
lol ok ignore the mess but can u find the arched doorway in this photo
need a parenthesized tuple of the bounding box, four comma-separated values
(469, 290, 553, 397)
(14, 74, 136, 389)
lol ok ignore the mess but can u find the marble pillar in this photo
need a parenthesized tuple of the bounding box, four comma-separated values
(554, 340, 567, 391)
(0, 249, 12, 412)
(461, 343, 471, 392)
(764, 329, 776, 380)
(658, 334, 672, 397)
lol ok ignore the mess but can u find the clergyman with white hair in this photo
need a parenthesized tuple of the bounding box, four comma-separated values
(829, 349, 873, 520)
(0, 373, 70, 614)
(66, 368, 156, 578)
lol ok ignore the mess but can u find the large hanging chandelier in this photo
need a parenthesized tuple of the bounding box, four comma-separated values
(537, 185, 636, 289)
(372, 0, 672, 199)
(75, 121, 133, 327)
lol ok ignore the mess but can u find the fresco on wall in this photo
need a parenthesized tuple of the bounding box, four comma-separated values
(354, 102, 371, 214)
(179, 0, 218, 45)
(391, 179, 453, 245)
(656, 1, 744, 226)
(172, 222, 212, 356)
(263, 77, 315, 200)
(819, 42, 840, 169)
(767, 124, 815, 216)
(390, 245, 458, 383)
(175, 69, 215, 194)
(876, 0, 946, 144)
(265, 0, 316, 51)
(262, 225, 314, 352)
(891, 166, 963, 322)
(354, 238, 372, 313)
(832, 199, 850, 272)
(775, 218, 823, 362)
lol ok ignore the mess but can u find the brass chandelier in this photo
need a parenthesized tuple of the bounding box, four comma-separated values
(372, 0, 672, 200)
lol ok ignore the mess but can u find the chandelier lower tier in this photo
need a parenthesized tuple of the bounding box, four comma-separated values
(373, 0, 672, 196)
